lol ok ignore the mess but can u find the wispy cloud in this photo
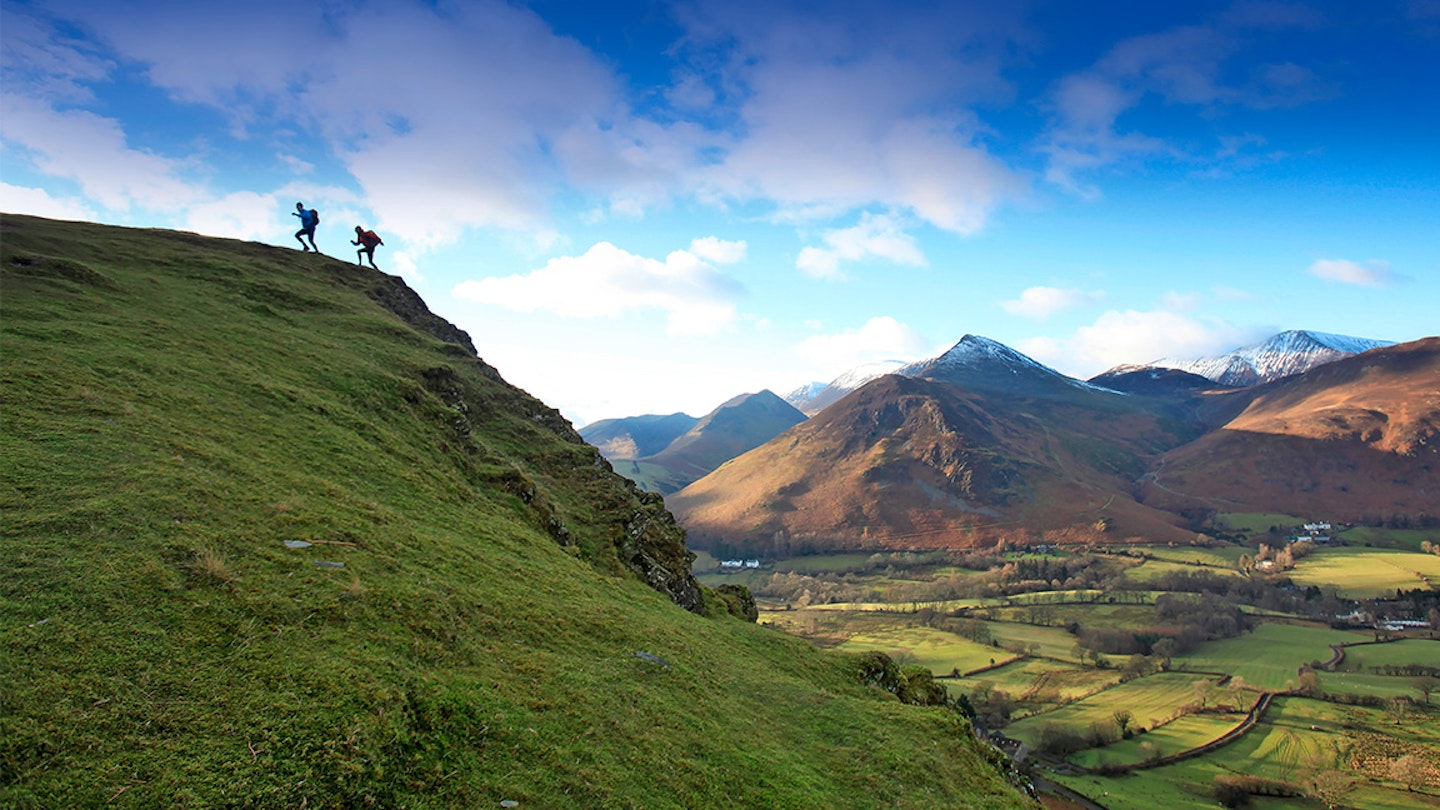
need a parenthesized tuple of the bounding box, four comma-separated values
(1000, 286, 1105, 319)
(1306, 258, 1406, 287)
(796, 212, 926, 280)
(453, 238, 747, 335)
(1040, 11, 1332, 194)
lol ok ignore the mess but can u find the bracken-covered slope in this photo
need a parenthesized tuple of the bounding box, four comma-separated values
(668, 374, 1199, 554)
(1138, 338, 1440, 520)
(0, 215, 1034, 809)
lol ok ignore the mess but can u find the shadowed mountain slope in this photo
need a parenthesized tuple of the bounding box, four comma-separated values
(605, 391, 807, 493)
(0, 215, 1034, 809)
(1138, 338, 1440, 520)
(580, 412, 699, 459)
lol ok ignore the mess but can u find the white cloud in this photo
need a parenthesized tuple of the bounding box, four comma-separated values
(0, 182, 95, 221)
(1000, 286, 1105, 319)
(17, 1, 1032, 252)
(182, 191, 286, 242)
(1307, 258, 1403, 287)
(679, 2, 1026, 233)
(452, 241, 745, 335)
(42, 1, 697, 248)
(0, 93, 205, 212)
(1021, 309, 1264, 378)
(688, 236, 747, 264)
(794, 316, 928, 369)
(796, 212, 925, 280)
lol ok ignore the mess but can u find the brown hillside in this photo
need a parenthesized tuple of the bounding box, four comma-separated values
(1139, 338, 1440, 520)
(668, 375, 1195, 554)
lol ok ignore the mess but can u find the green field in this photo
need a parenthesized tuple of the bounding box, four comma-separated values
(1341, 525, 1440, 553)
(1321, 669, 1427, 700)
(1216, 512, 1303, 535)
(1007, 673, 1230, 746)
(949, 659, 1121, 704)
(1287, 547, 1440, 598)
(1057, 696, 1440, 810)
(1340, 639, 1440, 671)
(835, 625, 1016, 675)
(1174, 622, 1371, 691)
(993, 603, 1156, 630)
(1123, 557, 1242, 582)
(1134, 545, 1251, 567)
(1069, 711, 1247, 769)
(986, 620, 1089, 663)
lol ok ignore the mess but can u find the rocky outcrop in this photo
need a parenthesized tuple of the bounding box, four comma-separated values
(391, 279, 705, 613)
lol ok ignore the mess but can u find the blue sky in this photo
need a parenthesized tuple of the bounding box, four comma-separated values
(3, 0, 1437, 425)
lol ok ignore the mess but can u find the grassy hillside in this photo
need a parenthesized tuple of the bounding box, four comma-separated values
(0, 215, 1033, 809)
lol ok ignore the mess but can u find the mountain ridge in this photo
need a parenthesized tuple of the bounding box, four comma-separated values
(669, 336, 1439, 552)
(1145, 329, 1394, 387)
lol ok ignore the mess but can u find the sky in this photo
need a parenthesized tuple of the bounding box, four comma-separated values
(3, 0, 1438, 426)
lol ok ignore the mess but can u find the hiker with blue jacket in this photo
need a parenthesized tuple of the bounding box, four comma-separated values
(292, 202, 320, 253)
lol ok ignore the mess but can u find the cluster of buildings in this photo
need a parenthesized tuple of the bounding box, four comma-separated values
(719, 559, 762, 569)
(1286, 520, 1337, 545)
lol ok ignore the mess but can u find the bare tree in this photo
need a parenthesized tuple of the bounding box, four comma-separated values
(1413, 675, 1439, 705)
(1390, 754, 1425, 793)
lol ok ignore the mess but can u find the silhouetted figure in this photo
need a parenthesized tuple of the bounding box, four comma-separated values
(351, 226, 383, 270)
(292, 202, 319, 252)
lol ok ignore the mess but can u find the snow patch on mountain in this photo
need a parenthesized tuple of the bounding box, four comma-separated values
(1151, 330, 1394, 386)
(787, 359, 907, 414)
(902, 335, 1118, 394)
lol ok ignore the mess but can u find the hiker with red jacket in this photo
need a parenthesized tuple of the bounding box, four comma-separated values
(351, 226, 384, 269)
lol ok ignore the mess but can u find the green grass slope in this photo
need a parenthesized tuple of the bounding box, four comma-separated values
(0, 215, 1033, 809)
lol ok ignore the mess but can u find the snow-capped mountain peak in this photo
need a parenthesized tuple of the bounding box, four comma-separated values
(1151, 330, 1394, 387)
(902, 334, 1052, 377)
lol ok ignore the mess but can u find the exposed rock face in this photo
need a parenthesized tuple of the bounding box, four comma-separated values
(621, 492, 704, 613)
(366, 273, 479, 356)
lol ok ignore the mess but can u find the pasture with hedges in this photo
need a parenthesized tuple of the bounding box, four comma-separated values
(728, 521, 1440, 808)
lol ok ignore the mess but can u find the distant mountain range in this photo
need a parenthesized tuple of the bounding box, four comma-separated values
(581, 391, 806, 493)
(1135, 330, 1394, 387)
(783, 330, 1390, 420)
(666, 334, 1438, 554)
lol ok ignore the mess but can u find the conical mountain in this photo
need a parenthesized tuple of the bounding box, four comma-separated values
(668, 372, 1199, 554)
(899, 334, 1119, 403)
